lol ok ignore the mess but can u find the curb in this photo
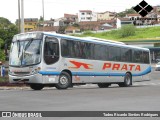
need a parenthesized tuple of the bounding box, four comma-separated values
(0, 86, 30, 90)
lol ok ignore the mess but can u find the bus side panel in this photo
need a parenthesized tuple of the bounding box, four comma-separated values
(61, 58, 151, 84)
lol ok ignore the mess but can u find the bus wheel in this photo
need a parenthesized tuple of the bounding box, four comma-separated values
(98, 83, 111, 88)
(118, 73, 132, 87)
(55, 72, 71, 89)
(30, 84, 44, 90)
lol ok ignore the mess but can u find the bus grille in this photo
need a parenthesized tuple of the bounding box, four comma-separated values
(14, 72, 30, 75)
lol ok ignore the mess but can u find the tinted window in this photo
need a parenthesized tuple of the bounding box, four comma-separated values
(133, 50, 143, 63)
(121, 48, 132, 62)
(44, 37, 59, 64)
(143, 51, 150, 64)
(61, 39, 93, 59)
(94, 44, 108, 60)
(108, 46, 121, 61)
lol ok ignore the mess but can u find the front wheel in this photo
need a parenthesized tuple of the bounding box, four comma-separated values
(30, 84, 44, 90)
(55, 72, 71, 89)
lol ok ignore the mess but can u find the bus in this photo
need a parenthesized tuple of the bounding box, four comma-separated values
(9, 32, 151, 90)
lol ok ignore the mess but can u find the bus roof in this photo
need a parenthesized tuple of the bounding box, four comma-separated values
(83, 37, 125, 45)
(13, 31, 149, 51)
(43, 32, 149, 51)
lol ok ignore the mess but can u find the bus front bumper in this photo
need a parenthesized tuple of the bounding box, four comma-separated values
(9, 73, 43, 84)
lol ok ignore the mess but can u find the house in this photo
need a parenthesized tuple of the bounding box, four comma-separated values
(79, 21, 99, 31)
(126, 12, 158, 25)
(64, 13, 78, 25)
(97, 11, 116, 21)
(78, 10, 97, 22)
(116, 18, 133, 28)
(36, 20, 57, 32)
(158, 14, 160, 23)
(65, 26, 80, 33)
(23, 18, 38, 32)
(54, 17, 66, 27)
(126, 14, 143, 25)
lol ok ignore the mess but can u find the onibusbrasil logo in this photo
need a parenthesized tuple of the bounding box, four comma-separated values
(133, 0, 153, 17)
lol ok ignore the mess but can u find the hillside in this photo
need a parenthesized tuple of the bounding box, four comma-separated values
(71, 26, 160, 41)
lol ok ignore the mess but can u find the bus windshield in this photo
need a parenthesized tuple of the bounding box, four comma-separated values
(9, 39, 42, 66)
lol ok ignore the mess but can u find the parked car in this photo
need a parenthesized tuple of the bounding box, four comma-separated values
(156, 56, 160, 63)
(155, 62, 160, 71)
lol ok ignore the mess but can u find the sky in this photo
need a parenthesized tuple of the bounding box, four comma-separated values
(0, 0, 160, 23)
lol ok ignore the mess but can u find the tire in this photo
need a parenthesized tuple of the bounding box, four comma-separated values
(55, 72, 71, 89)
(30, 84, 44, 90)
(118, 73, 132, 87)
(98, 83, 111, 88)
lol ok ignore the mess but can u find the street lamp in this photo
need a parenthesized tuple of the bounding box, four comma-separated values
(42, 0, 45, 30)
(18, 0, 24, 33)
(21, 0, 24, 33)
(18, 0, 21, 33)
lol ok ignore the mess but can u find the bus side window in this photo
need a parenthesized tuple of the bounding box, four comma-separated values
(143, 51, 150, 64)
(44, 37, 59, 64)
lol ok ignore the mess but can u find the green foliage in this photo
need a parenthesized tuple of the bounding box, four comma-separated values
(39, 16, 44, 21)
(117, 7, 136, 17)
(83, 31, 94, 35)
(72, 23, 79, 27)
(0, 17, 18, 47)
(0, 38, 5, 61)
(72, 26, 160, 41)
(0, 17, 11, 27)
(118, 25, 136, 38)
(0, 50, 5, 62)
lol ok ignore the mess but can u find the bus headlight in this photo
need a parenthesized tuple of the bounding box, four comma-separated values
(8, 70, 13, 75)
(31, 67, 41, 74)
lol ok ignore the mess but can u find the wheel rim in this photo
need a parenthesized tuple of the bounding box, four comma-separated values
(59, 75, 68, 85)
(126, 75, 131, 85)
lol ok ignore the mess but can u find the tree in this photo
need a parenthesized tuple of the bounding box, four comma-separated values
(39, 16, 44, 21)
(0, 17, 18, 61)
(117, 7, 136, 17)
(0, 17, 18, 48)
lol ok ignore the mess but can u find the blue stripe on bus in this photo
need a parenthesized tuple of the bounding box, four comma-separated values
(132, 66, 151, 76)
(71, 72, 125, 76)
(38, 71, 61, 75)
(38, 66, 151, 77)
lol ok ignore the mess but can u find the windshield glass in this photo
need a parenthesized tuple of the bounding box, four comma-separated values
(9, 39, 42, 66)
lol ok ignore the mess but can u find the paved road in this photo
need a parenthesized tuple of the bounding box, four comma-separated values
(0, 70, 160, 119)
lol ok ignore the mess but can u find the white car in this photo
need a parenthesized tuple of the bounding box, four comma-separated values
(156, 56, 160, 62)
(155, 62, 160, 71)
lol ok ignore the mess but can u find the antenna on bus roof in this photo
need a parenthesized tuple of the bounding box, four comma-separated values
(84, 37, 125, 45)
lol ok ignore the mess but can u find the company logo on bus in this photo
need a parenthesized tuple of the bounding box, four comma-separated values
(102, 63, 141, 71)
(69, 60, 141, 71)
(69, 61, 93, 69)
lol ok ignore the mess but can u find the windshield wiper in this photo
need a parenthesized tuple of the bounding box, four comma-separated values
(17, 40, 21, 58)
(24, 38, 33, 51)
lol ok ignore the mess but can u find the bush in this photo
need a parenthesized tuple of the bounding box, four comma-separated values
(83, 31, 94, 35)
(0, 50, 5, 62)
(119, 24, 136, 38)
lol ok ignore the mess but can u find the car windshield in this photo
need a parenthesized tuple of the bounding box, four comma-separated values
(9, 39, 42, 66)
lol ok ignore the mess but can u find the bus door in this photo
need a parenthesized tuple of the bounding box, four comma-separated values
(44, 37, 59, 65)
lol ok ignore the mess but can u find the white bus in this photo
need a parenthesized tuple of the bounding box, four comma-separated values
(9, 32, 151, 90)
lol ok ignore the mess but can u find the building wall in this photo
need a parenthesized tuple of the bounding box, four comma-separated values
(24, 18, 38, 32)
(97, 12, 115, 21)
(78, 10, 97, 22)
(116, 18, 121, 28)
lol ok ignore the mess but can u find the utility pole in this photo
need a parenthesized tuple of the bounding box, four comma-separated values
(21, 0, 24, 33)
(18, 0, 21, 33)
(42, 0, 44, 30)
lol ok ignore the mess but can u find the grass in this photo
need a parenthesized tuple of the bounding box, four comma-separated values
(0, 76, 8, 83)
(71, 26, 160, 41)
